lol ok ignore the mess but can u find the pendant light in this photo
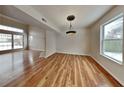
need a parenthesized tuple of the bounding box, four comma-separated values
(66, 15, 76, 35)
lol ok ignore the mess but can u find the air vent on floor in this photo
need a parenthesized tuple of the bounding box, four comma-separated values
(42, 18, 47, 23)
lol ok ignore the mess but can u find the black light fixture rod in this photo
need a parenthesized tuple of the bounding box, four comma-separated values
(69, 22, 72, 30)
(66, 15, 76, 35)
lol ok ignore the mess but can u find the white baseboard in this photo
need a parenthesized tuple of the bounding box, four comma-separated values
(91, 55, 123, 86)
(56, 51, 90, 56)
(29, 48, 45, 52)
(45, 51, 56, 58)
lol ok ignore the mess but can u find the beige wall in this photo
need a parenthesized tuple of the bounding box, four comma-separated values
(29, 27, 56, 58)
(29, 26, 45, 51)
(90, 6, 124, 85)
(28, 26, 57, 58)
(56, 29, 91, 55)
(29, 28, 56, 58)
(45, 30, 56, 57)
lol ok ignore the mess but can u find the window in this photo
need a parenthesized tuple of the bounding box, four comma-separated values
(101, 14, 123, 64)
(0, 25, 23, 33)
(0, 33, 12, 50)
(14, 35, 23, 49)
(0, 25, 24, 51)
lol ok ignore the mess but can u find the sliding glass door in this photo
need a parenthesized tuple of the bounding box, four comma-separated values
(0, 24, 24, 52)
(0, 33, 12, 51)
(0, 33, 24, 51)
(13, 35, 24, 49)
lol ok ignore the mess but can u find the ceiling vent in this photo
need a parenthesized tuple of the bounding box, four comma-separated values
(42, 18, 47, 22)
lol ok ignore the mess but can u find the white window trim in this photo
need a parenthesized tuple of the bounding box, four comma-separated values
(100, 13, 124, 65)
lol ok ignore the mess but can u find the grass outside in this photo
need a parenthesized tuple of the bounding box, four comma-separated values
(103, 39, 122, 53)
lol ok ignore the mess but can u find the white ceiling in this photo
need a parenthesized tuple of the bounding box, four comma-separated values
(0, 5, 114, 32)
(0, 5, 57, 31)
(32, 5, 113, 30)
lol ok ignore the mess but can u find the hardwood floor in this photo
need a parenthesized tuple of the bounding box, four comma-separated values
(0, 51, 122, 87)
(0, 50, 43, 87)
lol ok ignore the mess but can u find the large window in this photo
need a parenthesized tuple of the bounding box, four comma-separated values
(101, 14, 123, 64)
(0, 25, 24, 51)
(0, 33, 12, 50)
(14, 35, 23, 49)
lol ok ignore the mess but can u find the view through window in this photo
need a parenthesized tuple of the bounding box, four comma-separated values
(101, 15, 123, 63)
(0, 25, 24, 51)
(14, 35, 23, 49)
(0, 33, 12, 50)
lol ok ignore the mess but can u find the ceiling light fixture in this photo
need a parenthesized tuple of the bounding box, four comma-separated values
(66, 15, 76, 35)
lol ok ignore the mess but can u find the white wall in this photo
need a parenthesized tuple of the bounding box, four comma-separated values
(90, 6, 124, 85)
(45, 30, 56, 57)
(29, 26, 45, 51)
(56, 29, 91, 55)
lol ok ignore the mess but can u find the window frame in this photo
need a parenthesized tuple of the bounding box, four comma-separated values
(0, 28, 24, 53)
(100, 13, 124, 65)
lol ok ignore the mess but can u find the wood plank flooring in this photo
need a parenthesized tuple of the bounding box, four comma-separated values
(0, 51, 122, 87)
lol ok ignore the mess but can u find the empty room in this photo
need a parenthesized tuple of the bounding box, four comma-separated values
(0, 5, 124, 87)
